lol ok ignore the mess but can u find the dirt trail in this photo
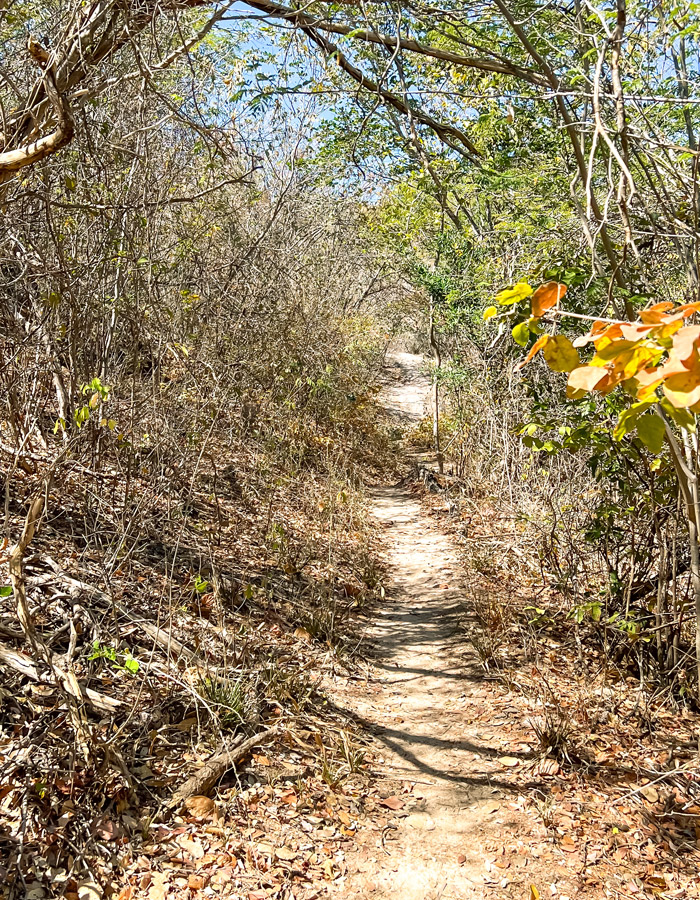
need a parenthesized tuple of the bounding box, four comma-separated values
(338, 353, 511, 899)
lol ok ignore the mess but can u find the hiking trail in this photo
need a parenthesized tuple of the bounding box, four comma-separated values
(336, 352, 517, 900)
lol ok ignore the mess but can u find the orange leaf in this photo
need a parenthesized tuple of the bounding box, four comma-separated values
(516, 334, 549, 369)
(379, 795, 405, 810)
(639, 302, 675, 324)
(630, 367, 664, 400)
(184, 796, 217, 819)
(619, 323, 656, 341)
(573, 320, 618, 348)
(669, 324, 700, 362)
(531, 282, 567, 317)
(567, 366, 609, 394)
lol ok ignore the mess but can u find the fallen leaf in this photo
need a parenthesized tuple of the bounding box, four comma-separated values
(379, 796, 404, 810)
(275, 846, 297, 861)
(560, 836, 577, 853)
(294, 627, 312, 643)
(499, 757, 520, 768)
(530, 887, 541, 900)
(78, 884, 102, 900)
(639, 784, 659, 804)
(535, 759, 560, 777)
(148, 873, 169, 900)
(188, 874, 209, 891)
(177, 835, 205, 859)
(93, 817, 121, 841)
(184, 795, 216, 819)
(457, 853, 467, 864)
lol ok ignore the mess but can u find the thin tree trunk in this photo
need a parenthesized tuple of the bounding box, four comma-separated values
(429, 295, 443, 474)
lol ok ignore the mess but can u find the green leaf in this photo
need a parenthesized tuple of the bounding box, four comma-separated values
(613, 400, 654, 441)
(636, 413, 665, 454)
(512, 321, 530, 347)
(660, 398, 696, 432)
(0, 585, 12, 598)
(123, 654, 140, 675)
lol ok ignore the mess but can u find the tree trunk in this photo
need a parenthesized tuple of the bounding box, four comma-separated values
(429, 296, 443, 474)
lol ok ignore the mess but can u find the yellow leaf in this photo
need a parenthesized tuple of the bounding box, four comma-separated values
(593, 338, 638, 363)
(542, 334, 579, 372)
(512, 321, 530, 347)
(483, 306, 498, 320)
(663, 362, 700, 408)
(495, 282, 533, 305)
(530, 887, 541, 900)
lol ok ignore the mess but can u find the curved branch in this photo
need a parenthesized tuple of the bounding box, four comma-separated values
(0, 65, 74, 174)
(240, 0, 547, 87)
(243, 0, 481, 159)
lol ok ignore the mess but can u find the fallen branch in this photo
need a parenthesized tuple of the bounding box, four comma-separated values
(172, 726, 278, 802)
(0, 643, 121, 715)
(40, 563, 193, 660)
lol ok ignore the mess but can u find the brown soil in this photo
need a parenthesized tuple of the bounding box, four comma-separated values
(335, 354, 523, 898)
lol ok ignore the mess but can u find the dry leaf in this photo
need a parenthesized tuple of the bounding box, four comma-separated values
(78, 884, 102, 900)
(338, 810, 352, 826)
(187, 874, 208, 891)
(535, 758, 560, 777)
(184, 795, 216, 819)
(177, 835, 205, 859)
(457, 853, 467, 864)
(275, 846, 297, 860)
(560, 836, 577, 853)
(148, 873, 169, 900)
(294, 627, 312, 644)
(379, 796, 404, 810)
(93, 817, 121, 840)
(639, 784, 659, 803)
(530, 887, 541, 900)
(499, 756, 520, 768)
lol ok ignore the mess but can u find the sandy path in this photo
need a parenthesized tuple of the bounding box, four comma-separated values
(338, 353, 509, 899)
